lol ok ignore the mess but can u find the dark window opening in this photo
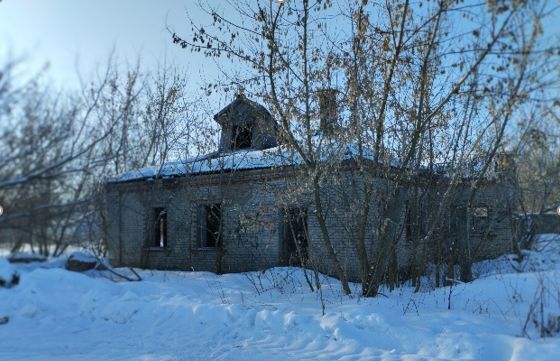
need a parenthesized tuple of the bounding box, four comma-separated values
(405, 206, 413, 241)
(282, 207, 309, 265)
(232, 125, 252, 149)
(451, 206, 467, 236)
(199, 204, 222, 248)
(405, 201, 426, 242)
(154, 208, 167, 248)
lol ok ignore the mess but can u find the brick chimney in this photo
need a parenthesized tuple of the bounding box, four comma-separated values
(494, 152, 515, 173)
(317, 88, 338, 134)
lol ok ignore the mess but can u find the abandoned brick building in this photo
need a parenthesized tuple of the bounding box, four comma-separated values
(105, 94, 517, 281)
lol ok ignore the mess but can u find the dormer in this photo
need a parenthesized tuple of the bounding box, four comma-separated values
(214, 93, 279, 152)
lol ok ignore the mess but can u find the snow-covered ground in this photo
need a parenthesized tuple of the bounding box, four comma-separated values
(1, 236, 560, 361)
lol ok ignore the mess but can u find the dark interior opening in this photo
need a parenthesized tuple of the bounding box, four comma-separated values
(283, 207, 309, 265)
(405, 206, 413, 241)
(154, 207, 167, 248)
(232, 125, 252, 149)
(451, 206, 467, 237)
(203, 204, 222, 248)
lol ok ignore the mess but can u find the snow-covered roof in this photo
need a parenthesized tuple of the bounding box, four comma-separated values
(107, 139, 376, 184)
(107, 136, 506, 184)
(107, 146, 298, 183)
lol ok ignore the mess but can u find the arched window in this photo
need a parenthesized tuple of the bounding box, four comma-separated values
(154, 208, 167, 248)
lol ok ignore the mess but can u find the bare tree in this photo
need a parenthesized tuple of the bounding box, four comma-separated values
(0, 55, 202, 257)
(171, 0, 559, 296)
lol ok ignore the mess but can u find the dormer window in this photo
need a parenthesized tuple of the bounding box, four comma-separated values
(232, 125, 252, 149)
(214, 95, 277, 152)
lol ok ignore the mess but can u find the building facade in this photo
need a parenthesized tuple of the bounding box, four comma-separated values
(105, 94, 517, 281)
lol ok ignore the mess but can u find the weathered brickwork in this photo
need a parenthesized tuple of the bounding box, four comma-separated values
(106, 166, 516, 282)
(107, 170, 290, 273)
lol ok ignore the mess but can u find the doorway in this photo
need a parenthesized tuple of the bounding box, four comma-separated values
(282, 207, 309, 265)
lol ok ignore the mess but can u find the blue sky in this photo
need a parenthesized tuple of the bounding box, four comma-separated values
(0, 0, 221, 90)
(1, 0, 558, 95)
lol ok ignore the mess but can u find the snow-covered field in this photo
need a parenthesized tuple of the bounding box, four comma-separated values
(1, 236, 560, 361)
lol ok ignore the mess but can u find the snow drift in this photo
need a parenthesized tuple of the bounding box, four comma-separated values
(1, 236, 560, 360)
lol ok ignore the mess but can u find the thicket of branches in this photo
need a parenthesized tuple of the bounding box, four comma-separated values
(0, 56, 204, 256)
(172, 0, 560, 295)
(515, 106, 560, 215)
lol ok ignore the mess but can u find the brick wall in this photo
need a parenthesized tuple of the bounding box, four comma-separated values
(105, 166, 516, 281)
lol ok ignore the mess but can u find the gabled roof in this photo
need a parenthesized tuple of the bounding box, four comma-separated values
(213, 93, 275, 127)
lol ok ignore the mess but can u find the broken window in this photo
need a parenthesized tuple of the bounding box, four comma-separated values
(154, 207, 167, 248)
(473, 207, 488, 218)
(232, 125, 252, 149)
(199, 204, 222, 248)
(472, 206, 489, 232)
(282, 207, 309, 265)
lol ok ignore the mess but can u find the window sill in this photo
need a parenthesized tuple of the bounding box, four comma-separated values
(145, 247, 169, 252)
